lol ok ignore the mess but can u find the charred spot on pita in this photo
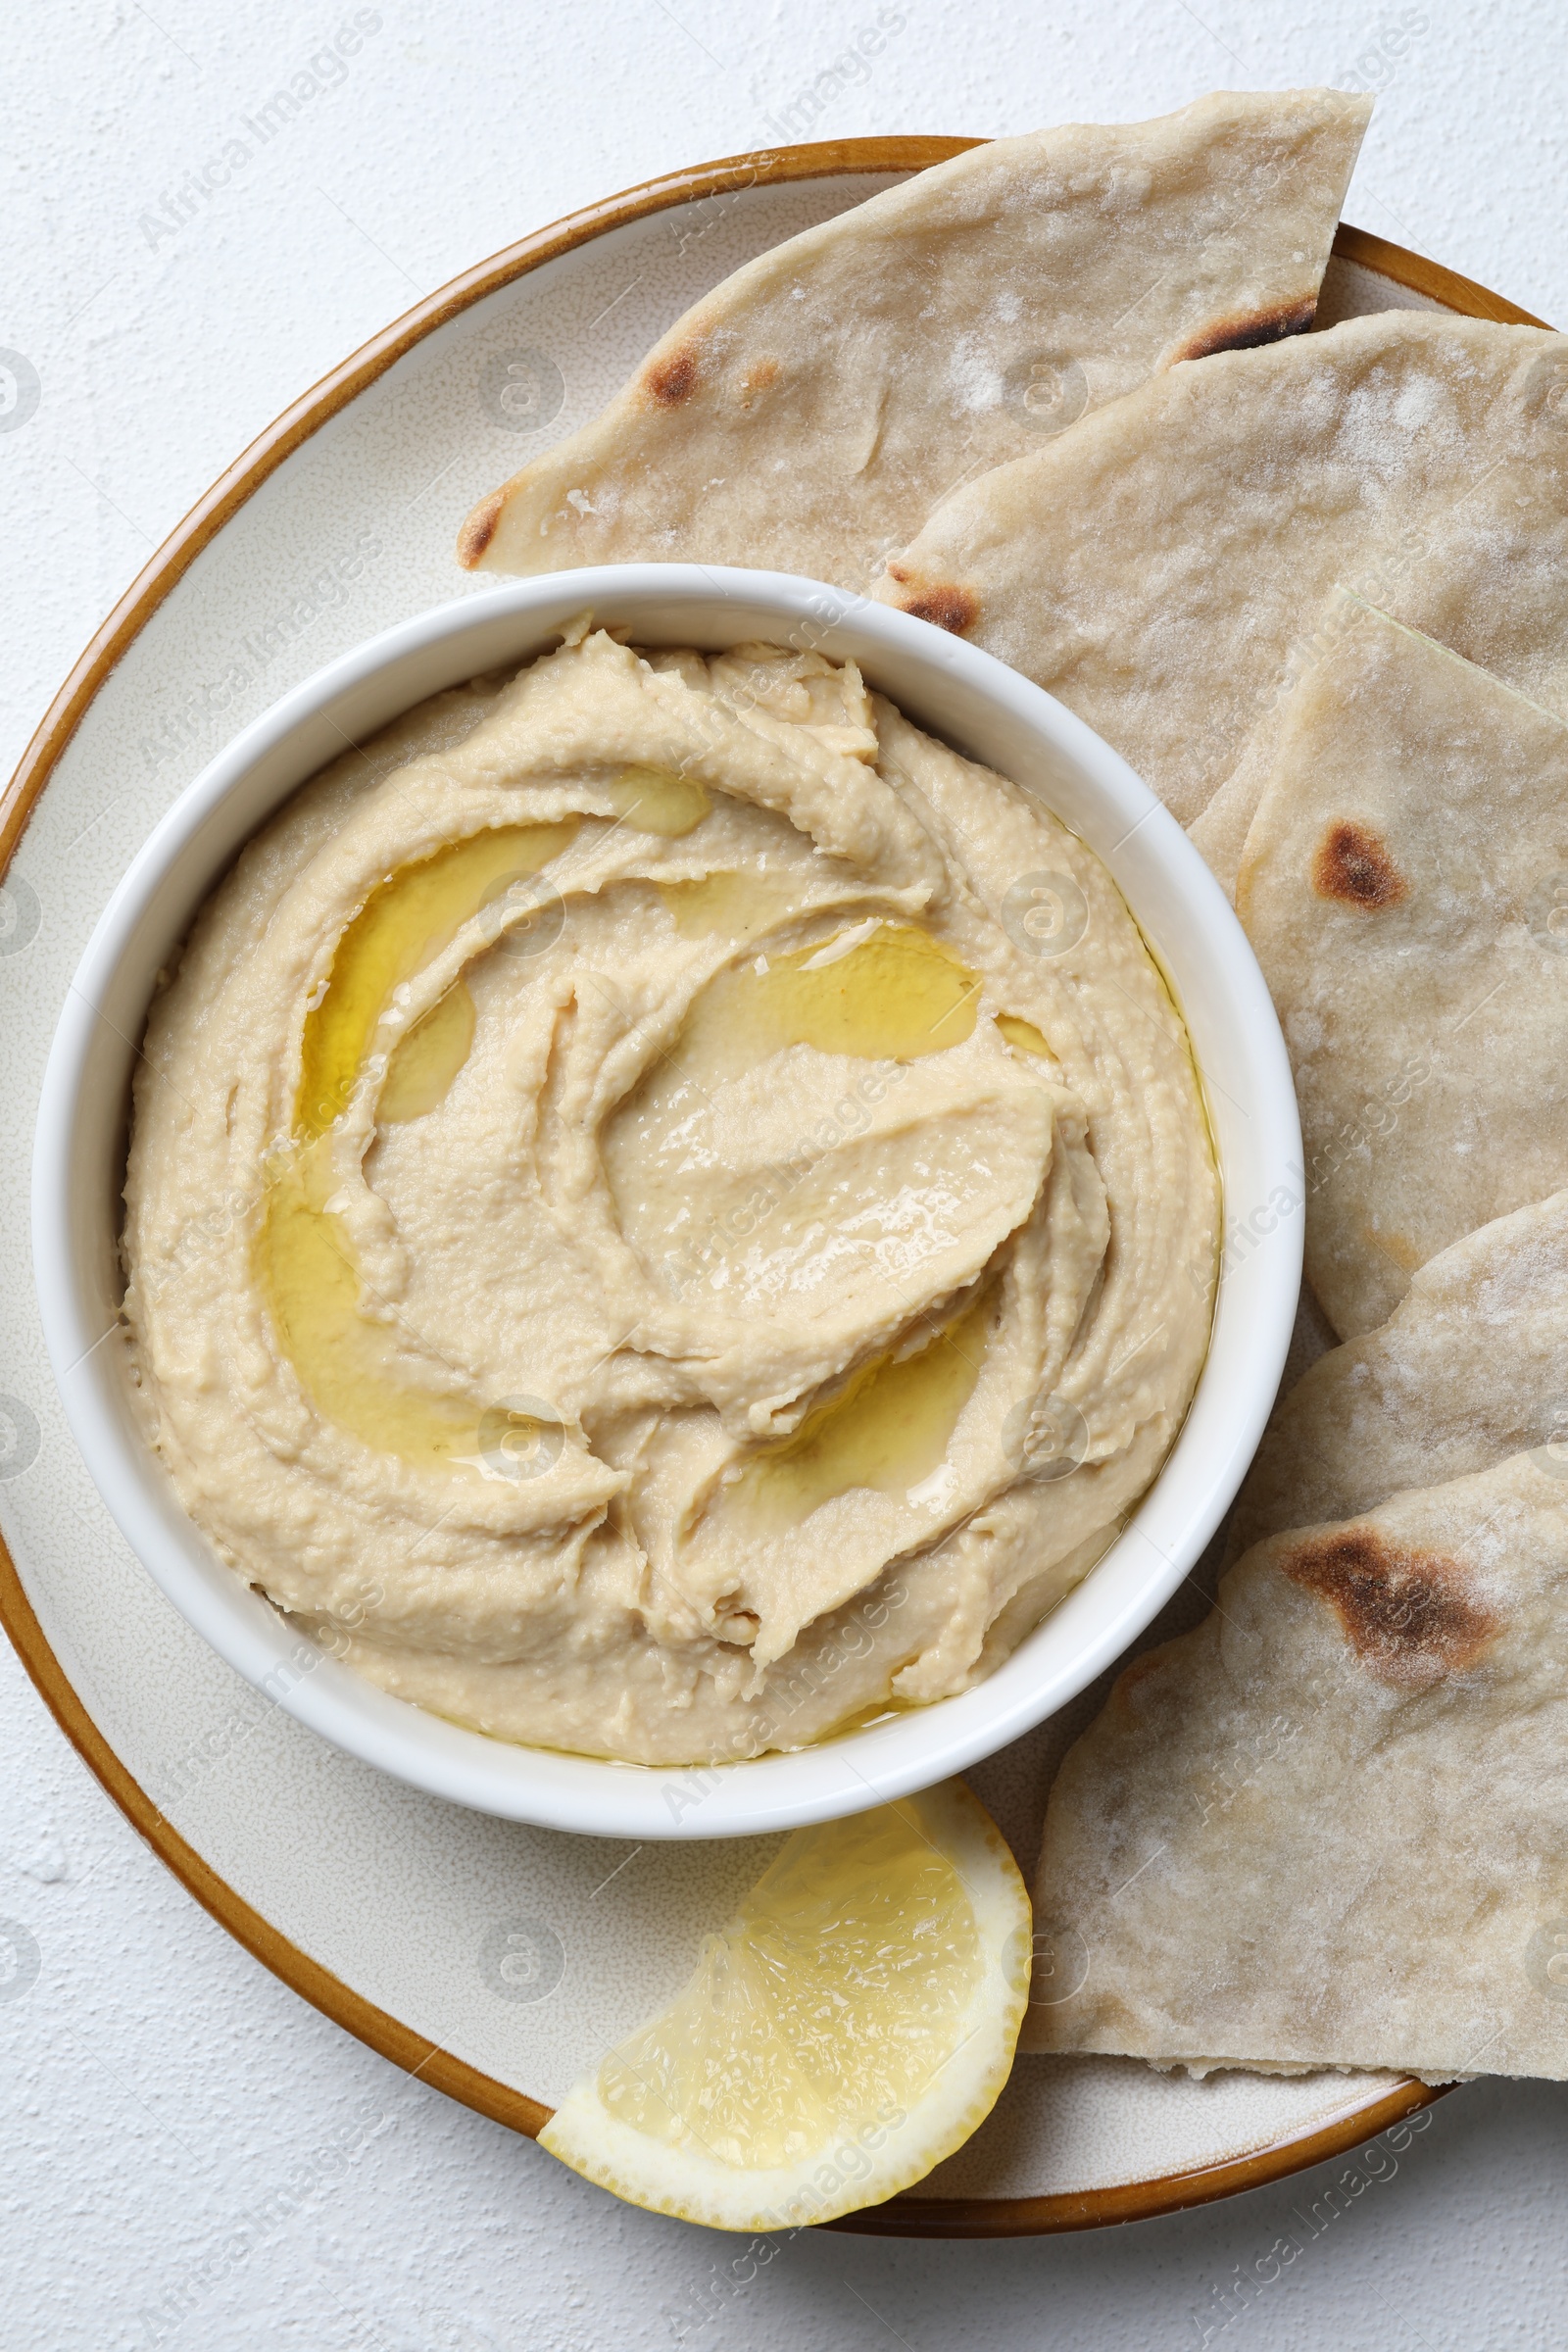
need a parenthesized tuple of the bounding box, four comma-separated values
(456, 488, 504, 568)
(1281, 1528, 1497, 1684)
(1312, 819, 1407, 909)
(735, 356, 780, 407)
(900, 584, 978, 636)
(644, 343, 703, 406)
(1110, 1644, 1180, 1717)
(1174, 297, 1317, 364)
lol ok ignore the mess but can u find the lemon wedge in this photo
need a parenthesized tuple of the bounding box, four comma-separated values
(539, 1780, 1031, 2230)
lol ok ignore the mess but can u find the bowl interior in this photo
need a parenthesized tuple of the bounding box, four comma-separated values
(32, 567, 1301, 1838)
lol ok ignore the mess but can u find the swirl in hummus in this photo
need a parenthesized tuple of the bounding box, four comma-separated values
(123, 624, 1219, 1765)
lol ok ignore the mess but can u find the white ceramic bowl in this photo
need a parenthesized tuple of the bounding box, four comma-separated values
(32, 566, 1300, 1840)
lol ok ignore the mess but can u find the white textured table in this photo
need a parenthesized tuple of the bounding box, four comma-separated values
(6, 6, 1568, 2345)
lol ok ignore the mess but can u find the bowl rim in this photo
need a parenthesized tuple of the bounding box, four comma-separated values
(31, 564, 1301, 1839)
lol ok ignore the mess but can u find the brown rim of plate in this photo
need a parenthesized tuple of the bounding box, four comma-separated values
(2, 134, 1535, 2237)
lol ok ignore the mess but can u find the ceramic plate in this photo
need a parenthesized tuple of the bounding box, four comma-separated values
(0, 138, 1545, 2236)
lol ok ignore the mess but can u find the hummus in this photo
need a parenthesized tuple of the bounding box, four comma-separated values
(123, 626, 1218, 1765)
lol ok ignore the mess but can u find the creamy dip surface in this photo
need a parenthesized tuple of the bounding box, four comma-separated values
(123, 626, 1219, 1765)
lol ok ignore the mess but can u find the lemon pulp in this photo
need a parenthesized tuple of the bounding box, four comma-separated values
(539, 1783, 1031, 2230)
(599, 1807, 980, 2165)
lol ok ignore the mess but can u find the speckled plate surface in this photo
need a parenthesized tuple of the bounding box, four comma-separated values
(0, 140, 1544, 2235)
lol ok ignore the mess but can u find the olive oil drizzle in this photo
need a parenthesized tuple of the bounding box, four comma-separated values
(262, 777, 705, 1467)
(262, 797, 993, 1495)
(718, 1289, 993, 1535)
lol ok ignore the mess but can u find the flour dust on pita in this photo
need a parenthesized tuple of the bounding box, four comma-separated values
(1029, 1454, 1568, 2082)
(1228, 1189, 1568, 1560)
(460, 89, 1369, 592)
(1237, 597, 1568, 1339)
(878, 314, 1568, 847)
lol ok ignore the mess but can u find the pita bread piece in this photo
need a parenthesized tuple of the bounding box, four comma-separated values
(879, 312, 1568, 832)
(1194, 446, 1568, 890)
(459, 90, 1369, 591)
(1029, 1454, 1568, 2081)
(1230, 1189, 1568, 1559)
(1238, 597, 1568, 1340)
